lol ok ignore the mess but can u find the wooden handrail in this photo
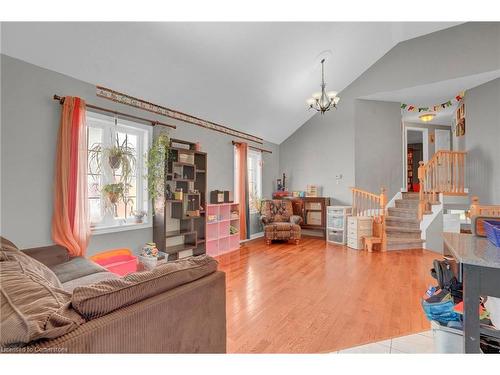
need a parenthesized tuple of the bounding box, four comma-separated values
(350, 186, 387, 251)
(350, 187, 387, 217)
(470, 196, 500, 217)
(417, 150, 467, 219)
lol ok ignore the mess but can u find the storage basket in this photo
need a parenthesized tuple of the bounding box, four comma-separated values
(484, 220, 500, 247)
(138, 255, 158, 270)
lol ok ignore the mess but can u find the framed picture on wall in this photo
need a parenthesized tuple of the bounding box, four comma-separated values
(455, 103, 465, 137)
(456, 117, 465, 137)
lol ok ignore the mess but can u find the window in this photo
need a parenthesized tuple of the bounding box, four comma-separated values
(247, 149, 262, 214)
(86, 112, 151, 234)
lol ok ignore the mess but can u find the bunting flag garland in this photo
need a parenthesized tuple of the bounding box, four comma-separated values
(401, 91, 465, 113)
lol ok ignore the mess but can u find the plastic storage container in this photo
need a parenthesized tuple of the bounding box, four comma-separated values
(484, 220, 500, 247)
(138, 255, 158, 271)
(431, 321, 464, 353)
(90, 248, 137, 276)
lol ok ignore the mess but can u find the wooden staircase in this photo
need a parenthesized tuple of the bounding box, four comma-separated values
(350, 150, 467, 251)
(385, 192, 425, 250)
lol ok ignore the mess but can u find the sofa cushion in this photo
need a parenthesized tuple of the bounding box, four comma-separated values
(71, 255, 218, 320)
(22, 244, 70, 267)
(0, 258, 84, 346)
(50, 256, 108, 283)
(62, 272, 120, 293)
(1, 238, 63, 289)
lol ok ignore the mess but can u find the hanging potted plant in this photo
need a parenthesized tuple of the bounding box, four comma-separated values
(88, 136, 137, 183)
(102, 182, 127, 205)
(146, 132, 170, 214)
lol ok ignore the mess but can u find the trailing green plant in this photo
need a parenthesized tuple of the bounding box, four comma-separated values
(146, 132, 170, 214)
(88, 136, 136, 184)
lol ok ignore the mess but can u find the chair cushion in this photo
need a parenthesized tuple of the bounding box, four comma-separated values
(71, 255, 218, 320)
(261, 200, 293, 223)
(50, 257, 108, 283)
(265, 222, 300, 232)
(0, 257, 84, 346)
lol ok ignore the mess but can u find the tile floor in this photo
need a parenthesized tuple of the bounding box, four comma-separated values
(334, 330, 435, 354)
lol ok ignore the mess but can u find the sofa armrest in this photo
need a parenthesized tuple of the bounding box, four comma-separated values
(22, 244, 70, 267)
(290, 215, 303, 225)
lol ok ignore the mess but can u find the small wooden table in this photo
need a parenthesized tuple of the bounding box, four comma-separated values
(443, 232, 500, 353)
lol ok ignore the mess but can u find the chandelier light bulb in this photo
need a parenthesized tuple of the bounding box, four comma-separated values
(312, 92, 322, 100)
(327, 91, 338, 98)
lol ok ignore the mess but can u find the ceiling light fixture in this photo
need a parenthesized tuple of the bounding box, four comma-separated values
(306, 59, 340, 114)
(419, 113, 436, 122)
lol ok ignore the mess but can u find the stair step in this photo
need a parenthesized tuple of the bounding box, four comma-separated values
(387, 207, 419, 218)
(386, 227, 422, 239)
(385, 226, 421, 233)
(395, 199, 419, 208)
(385, 216, 421, 229)
(402, 192, 420, 200)
(386, 238, 425, 251)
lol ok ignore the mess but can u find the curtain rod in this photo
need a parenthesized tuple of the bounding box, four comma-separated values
(232, 140, 272, 154)
(53, 95, 176, 129)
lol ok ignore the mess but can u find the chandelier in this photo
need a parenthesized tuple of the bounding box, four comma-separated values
(306, 58, 340, 114)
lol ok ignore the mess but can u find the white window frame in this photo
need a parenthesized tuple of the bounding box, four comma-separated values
(247, 148, 262, 214)
(86, 111, 152, 235)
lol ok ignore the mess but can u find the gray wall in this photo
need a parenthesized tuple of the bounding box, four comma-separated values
(1, 54, 279, 254)
(279, 98, 356, 205)
(354, 100, 402, 199)
(280, 22, 500, 203)
(465, 78, 500, 204)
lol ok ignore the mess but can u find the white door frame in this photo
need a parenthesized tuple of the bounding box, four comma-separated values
(403, 125, 428, 191)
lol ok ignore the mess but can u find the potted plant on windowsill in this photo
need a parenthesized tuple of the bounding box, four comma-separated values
(132, 210, 147, 224)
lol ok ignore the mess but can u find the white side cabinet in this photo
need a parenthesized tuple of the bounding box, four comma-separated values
(326, 206, 352, 244)
(347, 216, 373, 250)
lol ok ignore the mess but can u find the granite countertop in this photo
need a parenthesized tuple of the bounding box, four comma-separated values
(443, 232, 500, 269)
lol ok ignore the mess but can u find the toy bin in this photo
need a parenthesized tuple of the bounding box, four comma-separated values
(431, 321, 464, 353)
(90, 248, 137, 276)
(484, 220, 500, 247)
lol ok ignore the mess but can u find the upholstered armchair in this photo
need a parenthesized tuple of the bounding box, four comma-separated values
(260, 200, 303, 245)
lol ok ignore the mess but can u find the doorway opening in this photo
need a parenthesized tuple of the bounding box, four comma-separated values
(404, 127, 428, 192)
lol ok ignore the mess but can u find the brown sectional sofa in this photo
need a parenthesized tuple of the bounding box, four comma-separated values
(0, 238, 226, 353)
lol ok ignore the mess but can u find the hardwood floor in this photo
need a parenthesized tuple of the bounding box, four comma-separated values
(215, 236, 438, 353)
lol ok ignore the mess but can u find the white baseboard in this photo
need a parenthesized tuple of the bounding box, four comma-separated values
(240, 232, 264, 243)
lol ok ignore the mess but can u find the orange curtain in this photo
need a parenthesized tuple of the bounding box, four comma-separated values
(52, 97, 90, 257)
(235, 142, 249, 240)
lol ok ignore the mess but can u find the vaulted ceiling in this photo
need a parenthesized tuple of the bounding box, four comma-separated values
(1, 22, 460, 143)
